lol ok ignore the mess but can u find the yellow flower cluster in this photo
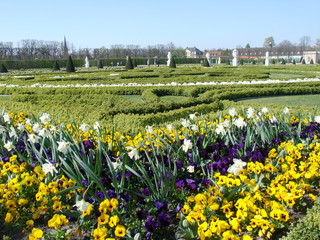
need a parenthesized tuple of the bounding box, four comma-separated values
(180, 139, 320, 240)
(91, 198, 126, 240)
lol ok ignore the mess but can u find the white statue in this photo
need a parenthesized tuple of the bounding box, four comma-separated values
(206, 52, 211, 66)
(85, 56, 90, 68)
(232, 49, 238, 66)
(265, 51, 270, 66)
(167, 52, 172, 66)
(218, 57, 221, 64)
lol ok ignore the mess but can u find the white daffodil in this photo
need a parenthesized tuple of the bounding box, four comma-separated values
(28, 134, 40, 144)
(25, 118, 32, 126)
(182, 139, 193, 152)
(181, 118, 191, 128)
(215, 123, 226, 136)
(39, 128, 50, 138)
(17, 123, 25, 132)
(187, 165, 195, 173)
(0, 126, 5, 135)
(166, 124, 173, 131)
(9, 126, 17, 139)
(234, 116, 247, 129)
(111, 161, 120, 170)
(39, 113, 51, 124)
(146, 125, 153, 134)
(191, 124, 198, 132)
(57, 141, 71, 154)
(42, 161, 58, 176)
(189, 113, 197, 120)
(314, 116, 320, 123)
(33, 123, 40, 133)
(93, 122, 100, 131)
(3, 113, 11, 123)
(246, 106, 255, 119)
(223, 119, 230, 128)
(74, 200, 91, 212)
(79, 123, 90, 132)
(4, 141, 13, 151)
(283, 107, 290, 114)
(261, 107, 269, 114)
(127, 147, 140, 160)
(228, 108, 237, 117)
(50, 125, 57, 133)
(227, 158, 247, 176)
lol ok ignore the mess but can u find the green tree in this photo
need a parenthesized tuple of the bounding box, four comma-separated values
(53, 61, 60, 71)
(125, 56, 134, 69)
(245, 43, 251, 48)
(98, 59, 104, 69)
(0, 64, 8, 73)
(203, 58, 210, 67)
(169, 57, 176, 68)
(66, 56, 75, 72)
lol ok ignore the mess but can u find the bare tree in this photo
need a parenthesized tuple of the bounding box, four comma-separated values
(299, 36, 312, 47)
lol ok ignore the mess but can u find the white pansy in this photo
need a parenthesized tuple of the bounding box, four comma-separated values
(283, 107, 289, 114)
(191, 124, 198, 132)
(28, 134, 40, 144)
(3, 113, 11, 123)
(39, 128, 50, 138)
(166, 124, 173, 131)
(187, 165, 195, 173)
(127, 147, 140, 160)
(182, 139, 193, 152)
(246, 106, 255, 119)
(42, 161, 58, 176)
(79, 123, 90, 132)
(314, 116, 320, 123)
(228, 108, 237, 117)
(261, 107, 269, 114)
(74, 200, 91, 212)
(39, 113, 51, 124)
(227, 158, 247, 176)
(4, 141, 13, 151)
(181, 118, 191, 128)
(215, 123, 226, 135)
(33, 123, 40, 133)
(57, 141, 71, 154)
(234, 116, 247, 129)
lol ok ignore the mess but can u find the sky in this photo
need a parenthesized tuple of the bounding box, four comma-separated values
(2, 0, 320, 50)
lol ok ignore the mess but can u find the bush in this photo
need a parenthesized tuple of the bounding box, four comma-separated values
(168, 57, 176, 68)
(280, 198, 320, 240)
(0, 64, 8, 73)
(52, 61, 60, 71)
(98, 59, 104, 69)
(66, 56, 75, 72)
(125, 56, 134, 69)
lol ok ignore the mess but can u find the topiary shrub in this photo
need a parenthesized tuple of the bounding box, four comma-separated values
(302, 59, 306, 64)
(98, 59, 104, 69)
(310, 59, 314, 64)
(281, 59, 286, 64)
(240, 59, 244, 65)
(53, 61, 60, 71)
(272, 59, 276, 64)
(293, 59, 296, 65)
(280, 198, 320, 240)
(169, 57, 176, 68)
(66, 56, 75, 72)
(125, 56, 134, 69)
(203, 58, 210, 67)
(0, 64, 8, 73)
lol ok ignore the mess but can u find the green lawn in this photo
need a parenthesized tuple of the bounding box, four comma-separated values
(237, 94, 320, 107)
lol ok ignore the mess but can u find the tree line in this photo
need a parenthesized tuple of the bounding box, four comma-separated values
(0, 40, 186, 60)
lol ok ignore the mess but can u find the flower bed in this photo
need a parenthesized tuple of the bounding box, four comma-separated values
(0, 108, 320, 239)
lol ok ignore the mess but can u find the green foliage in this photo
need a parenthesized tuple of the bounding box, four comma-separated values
(125, 56, 134, 70)
(280, 198, 320, 240)
(293, 59, 296, 65)
(203, 58, 210, 67)
(0, 64, 8, 73)
(282, 59, 286, 65)
(66, 56, 75, 72)
(97, 59, 104, 69)
(52, 61, 60, 71)
(310, 59, 314, 64)
(169, 57, 176, 68)
(272, 59, 276, 64)
(240, 59, 244, 65)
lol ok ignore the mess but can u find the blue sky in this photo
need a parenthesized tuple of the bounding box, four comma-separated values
(2, 0, 320, 50)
